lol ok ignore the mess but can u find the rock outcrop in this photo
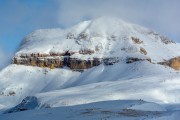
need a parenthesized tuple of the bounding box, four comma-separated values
(14, 52, 180, 71)
(5, 96, 40, 113)
(12, 52, 120, 70)
(158, 57, 180, 70)
(131, 37, 143, 44)
(140, 47, 147, 55)
(126, 57, 151, 64)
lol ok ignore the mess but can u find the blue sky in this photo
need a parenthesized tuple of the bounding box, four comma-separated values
(0, 0, 180, 69)
(0, 0, 60, 52)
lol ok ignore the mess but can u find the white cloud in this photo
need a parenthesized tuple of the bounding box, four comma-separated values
(57, 0, 180, 41)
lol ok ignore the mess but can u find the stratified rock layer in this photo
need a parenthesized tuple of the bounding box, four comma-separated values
(158, 57, 180, 70)
(13, 52, 120, 70)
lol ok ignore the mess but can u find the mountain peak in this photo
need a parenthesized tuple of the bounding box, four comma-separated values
(88, 16, 129, 30)
(12, 17, 180, 71)
(16, 17, 176, 61)
(71, 16, 135, 37)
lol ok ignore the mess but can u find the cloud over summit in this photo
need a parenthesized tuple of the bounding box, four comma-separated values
(58, 0, 180, 41)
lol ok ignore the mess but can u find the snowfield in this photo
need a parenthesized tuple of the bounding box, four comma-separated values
(0, 61, 179, 109)
(1, 100, 180, 120)
(1, 62, 180, 119)
(1, 16, 180, 119)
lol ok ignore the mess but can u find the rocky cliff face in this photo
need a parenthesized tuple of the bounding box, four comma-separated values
(13, 52, 120, 70)
(16, 52, 180, 71)
(158, 57, 180, 70)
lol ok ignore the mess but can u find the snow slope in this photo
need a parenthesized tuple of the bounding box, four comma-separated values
(0, 60, 179, 109)
(2, 100, 180, 120)
(0, 64, 80, 107)
(25, 67, 180, 108)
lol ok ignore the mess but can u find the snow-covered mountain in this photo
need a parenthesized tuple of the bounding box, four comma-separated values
(16, 16, 177, 61)
(1, 16, 180, 119)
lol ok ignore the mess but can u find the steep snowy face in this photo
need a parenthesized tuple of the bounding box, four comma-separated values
(12, 16, 180, 70)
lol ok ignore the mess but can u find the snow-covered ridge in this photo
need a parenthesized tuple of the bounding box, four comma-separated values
(15, 16, 178, 61)
(13, 16, 180, 70)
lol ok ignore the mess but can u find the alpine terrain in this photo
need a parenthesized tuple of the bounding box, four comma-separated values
(1, 16, 180, 120)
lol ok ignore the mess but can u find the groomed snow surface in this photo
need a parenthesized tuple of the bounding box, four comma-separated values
(1, 17, 180, 119)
